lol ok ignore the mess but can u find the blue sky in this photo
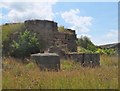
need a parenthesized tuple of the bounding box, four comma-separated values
(0, 1, 118, 45)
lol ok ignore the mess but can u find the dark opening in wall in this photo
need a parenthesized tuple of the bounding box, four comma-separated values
(65, 35, 67, 39)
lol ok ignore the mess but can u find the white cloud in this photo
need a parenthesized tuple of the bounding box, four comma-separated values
(94, 29, 118, 45)
(0, 0, 58, 2)
(1, 1, 57, 23)
(61, 9, 93, 34)
(0, 13, 2, 24)
(77, 33, 92, 39)
(106, 29, 118, 38)
(0, 13, 2, 19)
(105, 29, 118, 44)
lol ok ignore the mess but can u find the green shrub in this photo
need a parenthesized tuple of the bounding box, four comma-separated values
(2, 23, 25, 56)
(95, 48, 116, 55)
(77, 36, 97, 52)
(10, 30, 40, 58)
(77, 36, 117, 55)
(77, 47, 92, 53)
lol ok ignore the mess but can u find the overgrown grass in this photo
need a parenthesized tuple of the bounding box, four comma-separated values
(2, 55, 118, 89)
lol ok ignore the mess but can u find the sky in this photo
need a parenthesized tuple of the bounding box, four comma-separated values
(0, 0, 119, 45)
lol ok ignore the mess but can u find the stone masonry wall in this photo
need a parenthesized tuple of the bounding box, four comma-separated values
(4, 19, 77, 55)
(25, 20, 57, 48)
(24, 19, 77, 52)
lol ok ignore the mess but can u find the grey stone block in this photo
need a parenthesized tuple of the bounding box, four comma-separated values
(31, 53, 60, 71)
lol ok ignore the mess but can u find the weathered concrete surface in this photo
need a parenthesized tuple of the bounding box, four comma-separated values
(31, 53, 60, 71)
(83, 53, 100, 67)
(66, 53, 100, 67)
(65, 53, 84, 63)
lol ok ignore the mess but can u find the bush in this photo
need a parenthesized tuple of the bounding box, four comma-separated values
(95, 48, 116, 55)
(76, 36, 117, 55)
(77, 36, 97, 52)
(11, 30, 40, 58)
(77, 47, 93, 53)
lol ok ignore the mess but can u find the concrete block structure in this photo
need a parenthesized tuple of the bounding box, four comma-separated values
(83, 53, 100, 66)
(31, 53, 60, 71)
(66, 53, 100, 67)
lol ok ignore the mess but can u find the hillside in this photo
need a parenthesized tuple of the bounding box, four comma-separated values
(2, 23, 25, 42)
(97, 43, 119, 49)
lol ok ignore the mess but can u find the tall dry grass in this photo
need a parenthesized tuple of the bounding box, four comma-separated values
(2, 55, 118, 89)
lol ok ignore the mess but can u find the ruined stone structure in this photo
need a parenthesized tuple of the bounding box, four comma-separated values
(66, 53, 100, 67)
(3, 19, 100, 68)
(24, 20, 77, 52)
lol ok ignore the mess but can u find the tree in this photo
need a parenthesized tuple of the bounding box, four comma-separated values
(77, 36, 97, 52)
(11, 30, 40, 58)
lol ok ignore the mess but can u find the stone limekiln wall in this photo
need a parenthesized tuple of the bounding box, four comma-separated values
(24, 20, 77, 52)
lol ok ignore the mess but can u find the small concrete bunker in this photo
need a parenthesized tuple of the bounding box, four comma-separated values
(31, 53, 60, 71)
(66, 53, 100, 67)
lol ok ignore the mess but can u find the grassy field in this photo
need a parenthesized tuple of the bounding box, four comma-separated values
(2, 23, 24, 42)
(2, 55, 118, 89)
